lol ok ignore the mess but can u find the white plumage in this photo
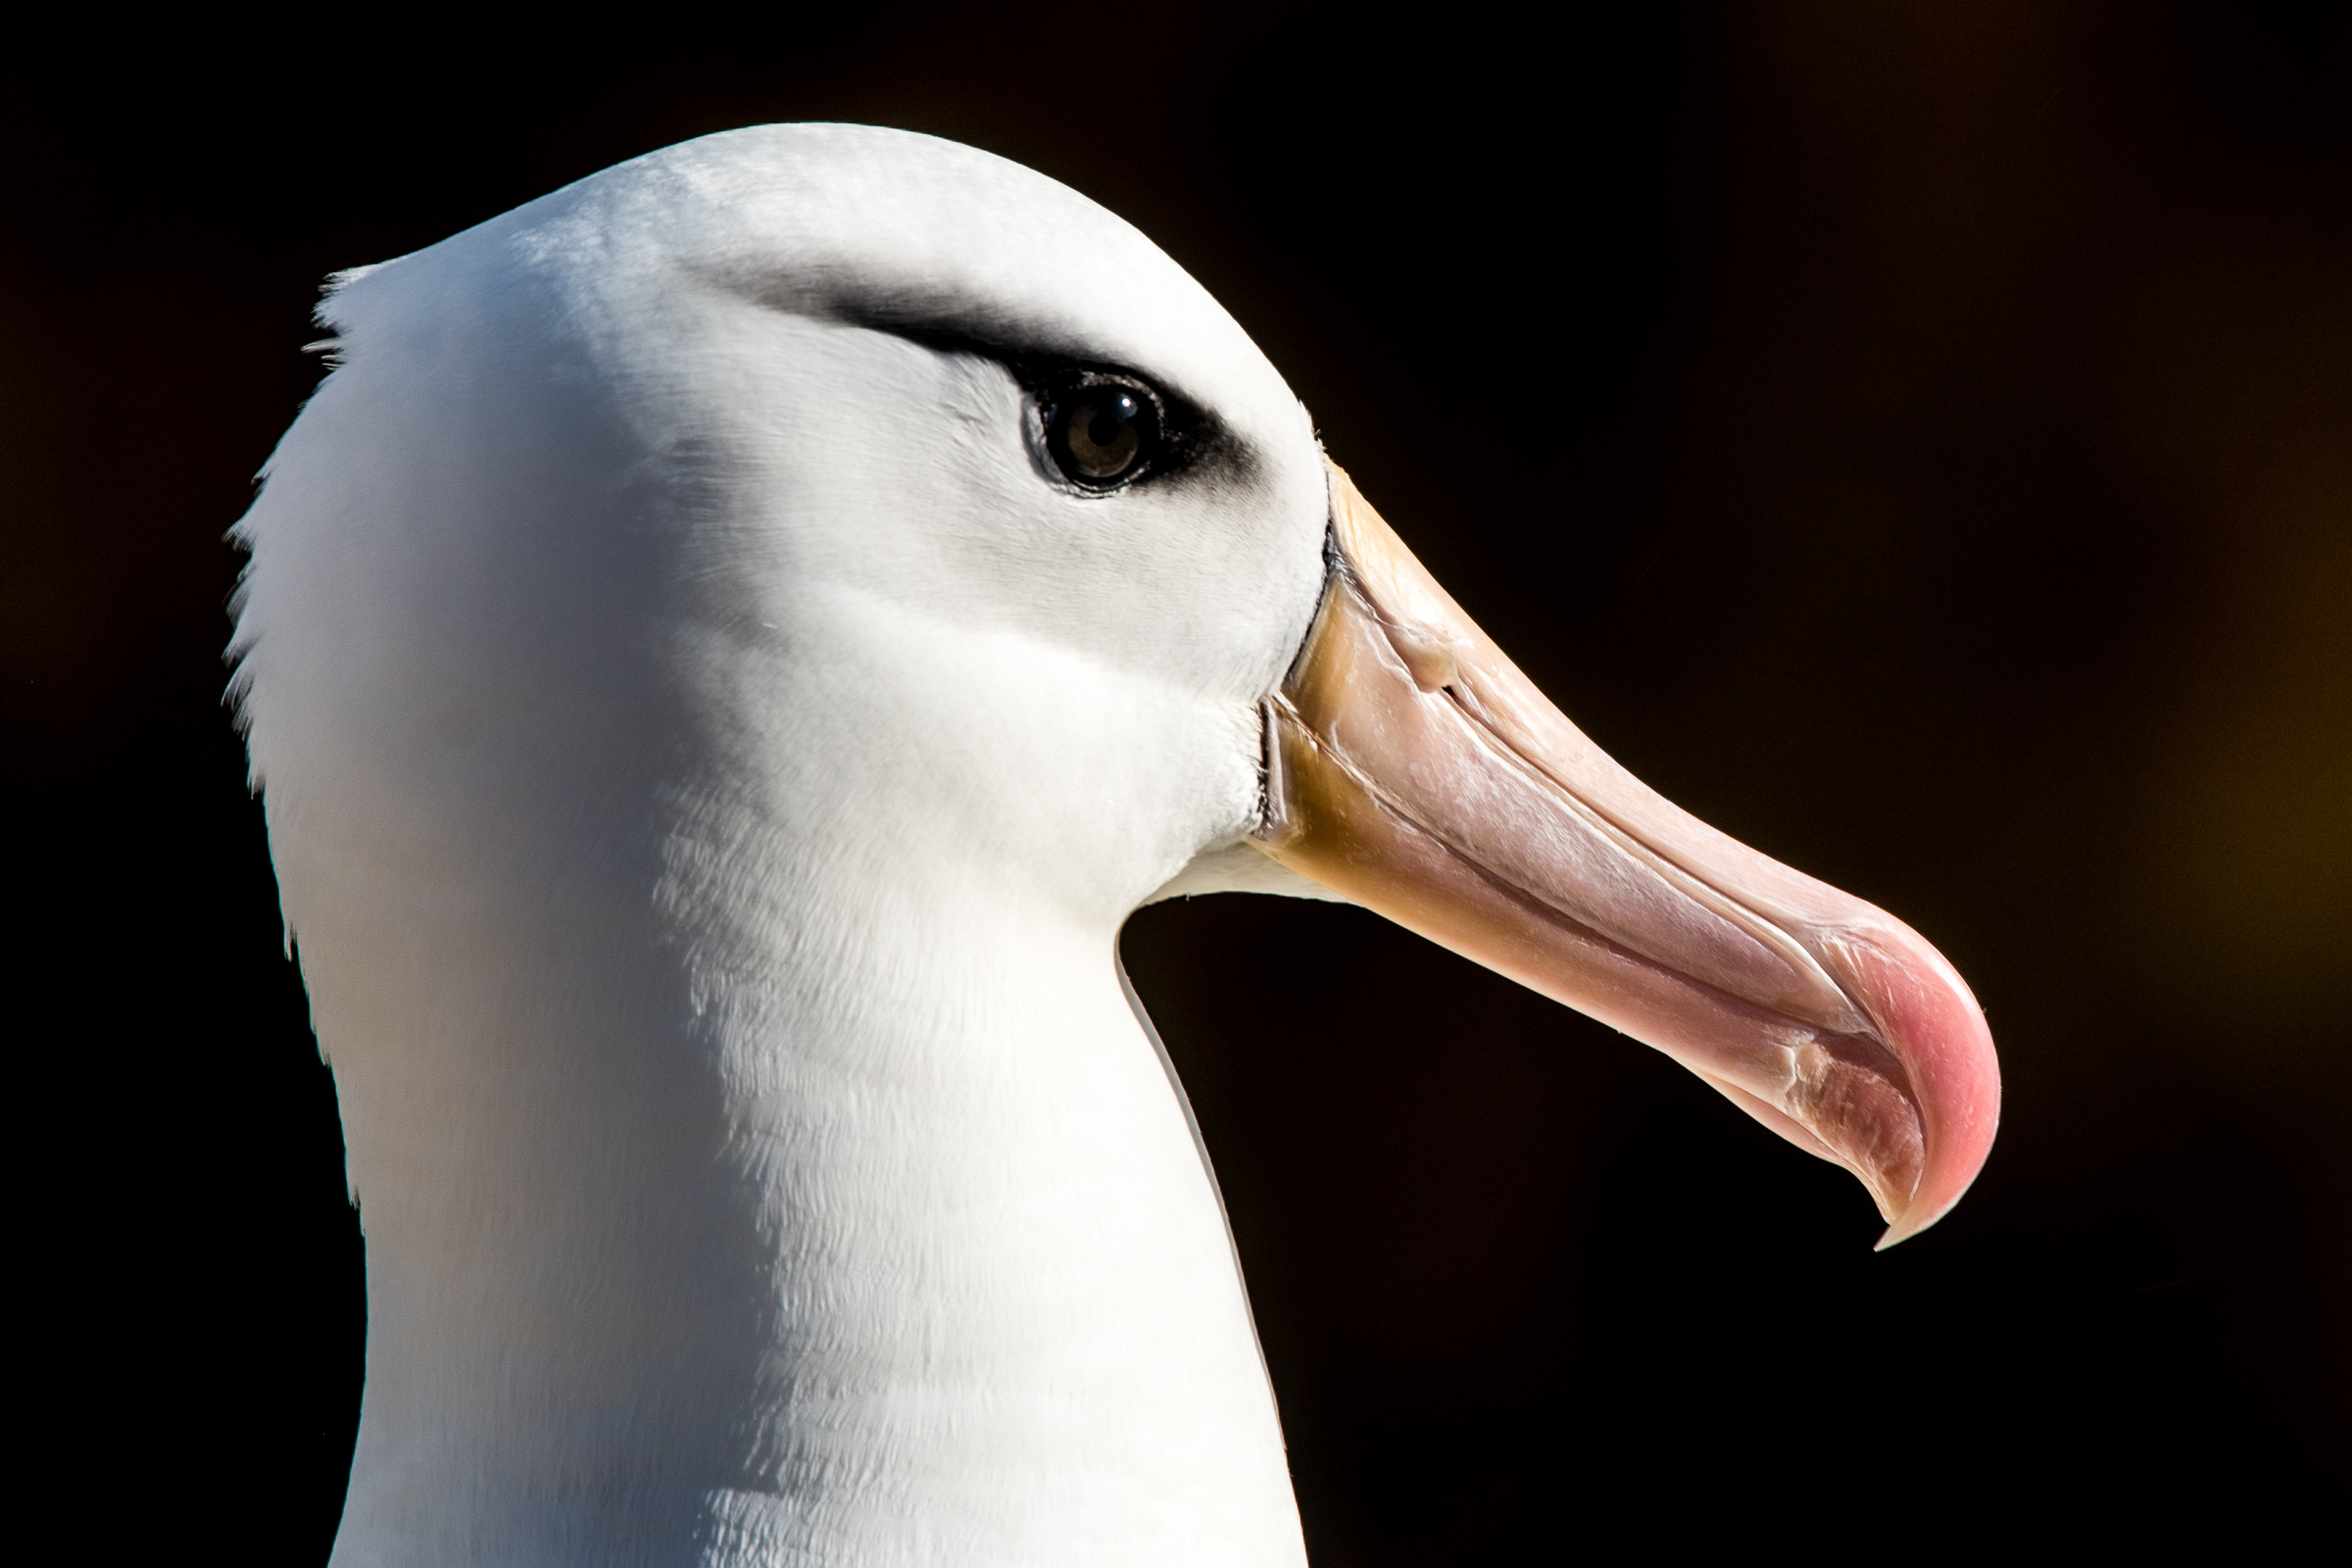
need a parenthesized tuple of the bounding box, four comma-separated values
(233, 122, 1998, 1566)
(236, 124, 1327, 1565)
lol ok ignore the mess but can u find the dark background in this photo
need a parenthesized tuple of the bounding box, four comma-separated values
(7, 3, 2344, 1558)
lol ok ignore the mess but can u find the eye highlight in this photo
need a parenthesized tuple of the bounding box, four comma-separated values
(1040, 373, 1164, 490)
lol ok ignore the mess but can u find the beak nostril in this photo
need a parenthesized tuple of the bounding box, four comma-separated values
(1385, 622, 1459, 693)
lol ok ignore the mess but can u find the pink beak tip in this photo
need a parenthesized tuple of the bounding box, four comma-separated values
(1846, 922, 2003, 1251)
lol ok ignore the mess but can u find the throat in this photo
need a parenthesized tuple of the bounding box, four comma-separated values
(320, 875, 1301, 1565)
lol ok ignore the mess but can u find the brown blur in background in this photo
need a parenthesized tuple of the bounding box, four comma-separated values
(6, 3, 2344, 1558)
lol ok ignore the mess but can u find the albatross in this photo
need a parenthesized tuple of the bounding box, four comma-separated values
(229, 124, 1999, 1565)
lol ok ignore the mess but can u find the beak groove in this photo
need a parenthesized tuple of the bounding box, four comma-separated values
(1250, 461, 2000, 1245)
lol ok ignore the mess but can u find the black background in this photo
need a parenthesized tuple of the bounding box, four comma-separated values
(6, 4, 2344, 1559)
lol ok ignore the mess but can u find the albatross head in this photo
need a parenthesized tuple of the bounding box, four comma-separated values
(231, 123, 1997, 1563)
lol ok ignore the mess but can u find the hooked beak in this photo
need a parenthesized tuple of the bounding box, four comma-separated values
(1252, 461, 2000, 1247)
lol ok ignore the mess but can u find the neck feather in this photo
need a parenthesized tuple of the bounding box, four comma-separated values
(299, 815, 1301, 1566)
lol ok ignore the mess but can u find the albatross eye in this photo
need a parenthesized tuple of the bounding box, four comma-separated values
(1042, 375, 1163, 489)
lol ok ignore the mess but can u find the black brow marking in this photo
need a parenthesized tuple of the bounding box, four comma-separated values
(695, 258, 1253, 494)
(842, 312, 1232, 492)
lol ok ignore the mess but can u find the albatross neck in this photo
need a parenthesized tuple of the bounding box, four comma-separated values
(321, 857, 1303, 1566)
